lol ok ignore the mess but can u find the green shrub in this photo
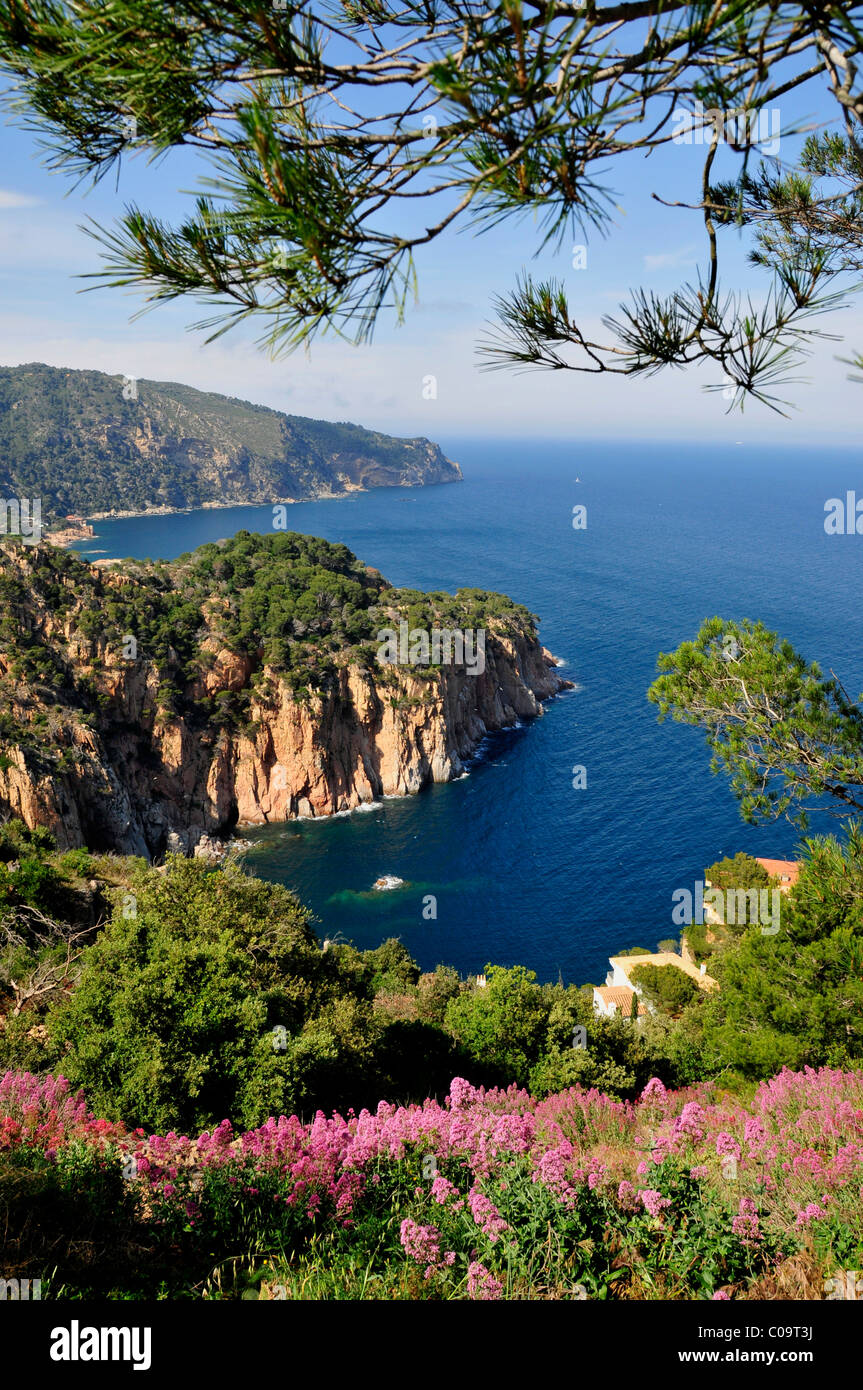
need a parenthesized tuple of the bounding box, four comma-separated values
(629, 963, 700, 1017)
(47, 856, 327, 1132)
(443, 965, 549, 1087)
(58, 848, 95, 878)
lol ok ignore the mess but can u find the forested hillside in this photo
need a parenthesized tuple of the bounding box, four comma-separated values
(0, 364, 461, 520)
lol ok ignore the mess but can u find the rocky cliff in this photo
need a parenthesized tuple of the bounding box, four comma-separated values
(0, 537, 568, 859)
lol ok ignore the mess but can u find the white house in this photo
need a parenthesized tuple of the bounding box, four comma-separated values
(592, 985, 646, 1019)
(593, 950, 718, 1019)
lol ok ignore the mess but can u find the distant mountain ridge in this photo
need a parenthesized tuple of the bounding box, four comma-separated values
(0, 363, 461, 521)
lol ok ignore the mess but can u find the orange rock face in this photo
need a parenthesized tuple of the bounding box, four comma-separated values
(0, 632, 568, 859)
(0, 546, 569, 859)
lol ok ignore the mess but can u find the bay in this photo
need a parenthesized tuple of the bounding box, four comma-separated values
(71, 436, 863, 986)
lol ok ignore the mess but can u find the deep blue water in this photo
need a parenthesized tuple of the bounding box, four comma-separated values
(72, 438, 863, 987)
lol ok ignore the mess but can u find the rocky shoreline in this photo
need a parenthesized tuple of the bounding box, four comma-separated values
(0, 546, 571, 862)
(47, 480, 453, 534)
(1, 642, 570, 861)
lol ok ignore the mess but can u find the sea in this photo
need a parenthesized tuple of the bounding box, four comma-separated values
(70, 437, 863, 988)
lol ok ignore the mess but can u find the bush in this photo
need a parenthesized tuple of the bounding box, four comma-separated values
(629, 963, 700, 1018)
(57, 848, 94, 878)
(47, 856, 330, 1132)
(416, 967, 461, 1026)
(0, 818, 55, 861)
(4, 856, 64, 914)
(443, 965, 549, 1087)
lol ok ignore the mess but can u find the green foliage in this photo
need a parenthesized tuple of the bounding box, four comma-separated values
(31, 858, 487, 1130)
(0, 1142, 144, 1298)
(683, 920, 714, 963)
(703, 853, 773, 935)
(706, 852, 769, 892)
(363, 938, 420, 996)
(638, 1012, 709, 1089)
(0, 365, 458, 521)
(0, 827, 116, 1055)
(185, 529, 384, 663)
(691, 825, 863, 1076)
(47, 856, 337, 1132)
(0, 856, 64, 913)
(648, 616, 863, 829)
(416, 966, 461, 1027)
(443, 965, 549, 1088)
(529, 1012, 649, 1100)
(0, 818, 56, 861)
(629, 964, 700, 1019)
(0, 824, 68, 918)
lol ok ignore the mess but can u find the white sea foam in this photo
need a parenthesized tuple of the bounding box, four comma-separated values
(330, 800, 384, 819)
(372, 874, 405, 891)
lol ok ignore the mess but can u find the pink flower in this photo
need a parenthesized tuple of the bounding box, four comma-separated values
(468, 1189, 509, 1243)
(712, 1290, 730, 1301)
(430, 1174, 458, 1205)
(638, 1188, 671, 1218)
(467, 1261, 503, 1301)
(640, 1078, 667, 1102)
(400, 1218, 442, 1266)
(674, 1102, 706, 1142)
(449, 1078, 478, 1111)
(732, 1197, 761, 1244)
(715, 1132, 741, 1160)
(794, 1202, 828, 1229)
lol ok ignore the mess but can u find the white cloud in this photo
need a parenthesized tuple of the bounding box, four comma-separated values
(0, 300, 860, 444)
(644, 245, 699, 271)
(0, 190, 43, 210)
(0, 207, 94, 270)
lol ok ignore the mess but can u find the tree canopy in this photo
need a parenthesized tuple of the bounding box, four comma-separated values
(648, 616, 863, 829)
(705, 852, 770, 892)
(629, 961, 699, 1016)
(1, 2, 862, 408)
(691, 825, 863, 1075)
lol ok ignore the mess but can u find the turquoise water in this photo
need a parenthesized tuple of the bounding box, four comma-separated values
(73, 437, 863, 986)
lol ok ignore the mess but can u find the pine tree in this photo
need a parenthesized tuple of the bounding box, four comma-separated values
(0, 2, 861, 409)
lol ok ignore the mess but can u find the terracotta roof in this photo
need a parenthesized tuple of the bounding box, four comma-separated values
(594, 986, 646, 1018)
(609, 952, 718, 991)
(755, 858, 799, 885)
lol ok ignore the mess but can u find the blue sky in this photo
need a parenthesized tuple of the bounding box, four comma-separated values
(0, 61, 860, 445)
